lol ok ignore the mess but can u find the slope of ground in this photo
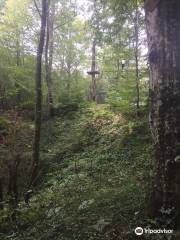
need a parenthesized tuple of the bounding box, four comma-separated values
(0, 104, 154, 240)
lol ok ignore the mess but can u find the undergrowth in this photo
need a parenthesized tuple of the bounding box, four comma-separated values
(1, 104, 171, 240)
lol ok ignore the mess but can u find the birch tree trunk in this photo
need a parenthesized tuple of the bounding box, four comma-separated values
(145, 0, 180, 215)
(30, 0, 47, 187)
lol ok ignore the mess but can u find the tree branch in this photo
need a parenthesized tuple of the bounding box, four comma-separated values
(33, 0, 42, 18)
(53, 14, 76, 31)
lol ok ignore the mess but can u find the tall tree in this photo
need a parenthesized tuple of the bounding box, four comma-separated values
(0, 178, 3, 209)
(145, 0, 180, 216)
(88, 0, 101, 102)
(90, 39, 97, 101)
(134, 0, 140, 116)
(45, 0, 55, 117)
(30, 0, 48, 186)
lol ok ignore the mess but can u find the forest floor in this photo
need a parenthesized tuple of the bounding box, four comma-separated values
(0, 104, 158, 240)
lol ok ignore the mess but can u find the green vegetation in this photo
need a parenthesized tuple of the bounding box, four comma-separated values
(0, 104, 154, 239)
(1, 0, 180, 239)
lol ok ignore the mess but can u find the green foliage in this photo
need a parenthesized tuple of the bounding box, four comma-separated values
(53, 102, 79, 116)
(0, 104, 155, 240)
(18, 101, 34, 111)
(0, 0, 89, 111)
(0, 0, 165, 239)
(0, 116, 11, 135)
(0, 113, 33, 208)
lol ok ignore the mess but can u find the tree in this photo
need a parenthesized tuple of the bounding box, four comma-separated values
(0, 0, 36, 110)
(88, 0, 101, 102)
(0, 178, 3, 209)
(30, 0, 48, 187)
(145, 0, 180, 216)
(90, 39, 97, 101)
(45, 0, 55, 117)
(53, 16, 88, 103)
(0, 0, 33, 66)
(134, 0, 140, 115)
(86, 0, 147, 110)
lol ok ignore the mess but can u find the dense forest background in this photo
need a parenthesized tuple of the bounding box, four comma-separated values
(0, 0, 180, 239)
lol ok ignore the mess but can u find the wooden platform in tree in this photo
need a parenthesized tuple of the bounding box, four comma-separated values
(87, 70, 100, 75)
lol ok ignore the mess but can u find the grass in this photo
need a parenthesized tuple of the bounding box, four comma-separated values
(0, 104, 155, 240)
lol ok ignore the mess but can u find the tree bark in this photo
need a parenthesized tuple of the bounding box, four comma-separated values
(67, 62, 71, 94)
(8, 165, 18, 203)
(30, 0, 47, 187)
(0, 178, 3, 209)
(134, 0, 140, 116)
(91, 39, 96, 101)
(145, 0, 180, 216)
(16, 35, 21, 66)
(7, 155, 21, 205)
(45, 0, 55, 117)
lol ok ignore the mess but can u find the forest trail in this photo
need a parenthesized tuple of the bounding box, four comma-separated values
(0, 104, 152, 240)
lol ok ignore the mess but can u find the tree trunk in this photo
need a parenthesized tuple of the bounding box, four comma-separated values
(7, 156, 20, 205)
(0, 178, 3, 209)
(145, 0, 180, 216)
(134, 0, 140, 116)
(45, 0, 55, 117)
(91, 39, 96, 101)
(9, 166, 18, 203)
(67, 62, 71, 95)
(30, 0, 47, 187)
(16, 36, 21, 66)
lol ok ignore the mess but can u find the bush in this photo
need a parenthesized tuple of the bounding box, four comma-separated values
(0, 117, 11, 136)
(54, 102, 79, 116)
(19, 101, 34, 111)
